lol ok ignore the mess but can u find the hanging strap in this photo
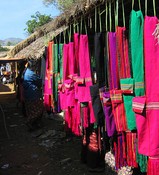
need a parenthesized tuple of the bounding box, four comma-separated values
(132, 0, 134, 10)
(69, 25, 72, 42)
(77, 23, 80, 33)
(138, 0, 141, 10)
(153, 0, 156, 16)
(115, 0, 118, 28)
(63, 30, 66, 44)
(73, 19, 76, 33)
(80, 17, 83, 34)
(84, 18, 88, 35)
(95, 6, 97, 33)
(132, 0, 141, 10)
(98, 7, 102, 32)
(109, 2, 112, 32)
(145, 0, 147, 16)
(55, 36, 58, 44)
(105, 2, 108, 31)
(122, 0, 125, 27)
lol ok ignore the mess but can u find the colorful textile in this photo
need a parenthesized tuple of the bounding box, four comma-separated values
(133, 16, 159, 157)
(144, 16, 159, 98)
(74, 33, 79, 73)
(63, 44, 69, 81)
(53, 44, 59, 102)
(120, 78, 136, 130)
(58, 43, 64, 82)
(116, 26, 131, 79)
(77, 34, 92, 102)
(133, 96, 159, 156)
(44, 42, 54, 112)
(94, 32, 105, 88)
(113, 132, 127, 170)
(108, 32, 119, 90)
(147, 157, 159, 175)
(90, 84, 105, 126)
(110, 90, 127, 132)
(99, 88, 116, 137)
(126, 132, 138, 168)
(130, 10, 145, 96)
(136, 142, 148, 173)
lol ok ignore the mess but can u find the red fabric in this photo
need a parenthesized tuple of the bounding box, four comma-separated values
(147, 157, 159, 175)
(110, 90, 127, 131)
(126, 132, 138, 167)
(116, 26, 131, 79)
(44, 42, 54, 111)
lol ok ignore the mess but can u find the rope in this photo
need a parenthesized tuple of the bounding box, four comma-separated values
(95, 6, 97, 32)
(109, 2, 112, 32)
(132, 0, 134, 10)
(98, 7, 102, 32)
(106, 2, 108, 31)
(153, 0, 156, 16)
(138, 0, 141, 10)
(145, 0, 147, 16)
(122, 0, 125, 27)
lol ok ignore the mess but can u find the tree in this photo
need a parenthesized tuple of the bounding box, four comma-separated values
(7, 41, 12, 46)
(0, 44, 9, 52)
(43, 0, 77, 11)
(25, 11, 52, 35)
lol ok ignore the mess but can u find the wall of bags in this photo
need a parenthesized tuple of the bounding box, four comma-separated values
(41, 0, 159, 174)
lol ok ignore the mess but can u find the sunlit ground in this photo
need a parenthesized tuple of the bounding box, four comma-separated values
(0, 82, 15, 94)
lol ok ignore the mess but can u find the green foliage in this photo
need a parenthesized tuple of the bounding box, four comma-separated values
(43, 0, 77, 11)
(6, 41, 12, 46)
(0, 45, 9, 52)
(25, 11, 52, 35)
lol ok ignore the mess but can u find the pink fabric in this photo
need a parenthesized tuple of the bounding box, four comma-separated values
(68, 42, 76, 76)
(145, 16, 159, 98)
(77, 34, 92, 102)
(133, 16, 159, 157)
(63, 44, 69, 81)
(133, 96, 159, 156)
(74, 33, 79, 73)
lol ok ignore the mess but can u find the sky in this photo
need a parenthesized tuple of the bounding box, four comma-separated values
(0, 0, 60, 40)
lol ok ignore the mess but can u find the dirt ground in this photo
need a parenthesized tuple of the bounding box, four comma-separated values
(0, 83, 117, 175)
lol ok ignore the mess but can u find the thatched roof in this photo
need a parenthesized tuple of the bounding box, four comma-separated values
(0, 51, 8, 58)
(7, 0, 114, 60)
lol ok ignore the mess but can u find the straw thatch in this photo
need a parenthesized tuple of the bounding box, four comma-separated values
(0, 51, 8, 58)
(8, 0, 114, 60)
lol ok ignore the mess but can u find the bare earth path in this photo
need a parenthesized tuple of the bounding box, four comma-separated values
(0, 83, 117, 175)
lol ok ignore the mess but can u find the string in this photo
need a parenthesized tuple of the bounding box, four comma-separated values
(145, 0, 147, 16)
(106, 1, 108, 31)
(95, 6, 97, 33)
(138, 0, 141, 10)
(84, 18, 88, 35)
(98, 7, 102, 32)
(122, 0, 125, 27)
(109, 2, 112, 32)
(63, 30, 66, 44)
(153, 0, 156, 16)
(115, 0, 118, 28)
(80, 16, 83, 34)
(132, 0, 134, 10)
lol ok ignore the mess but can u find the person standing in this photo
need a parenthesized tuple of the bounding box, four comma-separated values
(22, 59, 44, 131)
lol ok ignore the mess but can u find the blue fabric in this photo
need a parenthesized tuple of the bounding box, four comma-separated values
(23, 68, 42, 100)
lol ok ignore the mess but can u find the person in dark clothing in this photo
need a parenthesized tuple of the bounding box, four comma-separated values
(22, 59, 44, 131)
